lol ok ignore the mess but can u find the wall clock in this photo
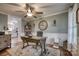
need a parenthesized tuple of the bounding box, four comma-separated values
(38, 20, 48, 31)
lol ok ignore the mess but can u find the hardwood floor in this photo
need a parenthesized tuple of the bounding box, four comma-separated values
(59, 46, 72, 56)
(48, 44, 72, 56)
(0, 48, 11, 56)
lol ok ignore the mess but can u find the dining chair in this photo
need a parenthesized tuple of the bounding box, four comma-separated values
(37, 31, 43, 37)
(40, 37, 46, 55)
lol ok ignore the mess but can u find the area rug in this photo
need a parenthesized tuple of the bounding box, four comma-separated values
(7, 45, 60, 56)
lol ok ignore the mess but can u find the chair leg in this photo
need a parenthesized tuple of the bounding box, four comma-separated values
(40, 43, 43, 56)
(36, 42, 38, 49)
(22, 42, 25, 49)
(27, 42, 29, 46)
(44, 44, 46, 54)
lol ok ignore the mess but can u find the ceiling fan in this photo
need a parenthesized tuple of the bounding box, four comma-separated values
(16, 4, 43, 18)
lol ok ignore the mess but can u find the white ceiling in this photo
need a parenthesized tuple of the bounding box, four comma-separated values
(0, 3, 73, 17)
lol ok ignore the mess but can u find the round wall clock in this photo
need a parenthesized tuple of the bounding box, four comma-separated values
(38, 20, 48, 31)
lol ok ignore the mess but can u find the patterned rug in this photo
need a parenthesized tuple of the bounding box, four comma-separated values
(6, 45, 60, 56)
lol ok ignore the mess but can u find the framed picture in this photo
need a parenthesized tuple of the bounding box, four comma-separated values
(53, 20, 56, 26)
(76, 8, 79, 24)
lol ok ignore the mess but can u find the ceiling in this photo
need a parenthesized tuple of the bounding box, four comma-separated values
(0, 3, 73, 17)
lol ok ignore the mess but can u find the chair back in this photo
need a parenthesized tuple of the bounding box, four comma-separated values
(37, 31, 43, 37)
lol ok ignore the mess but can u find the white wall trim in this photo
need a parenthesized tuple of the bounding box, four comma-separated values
(33, 10, 68, 21)
(0, 11, 8, 15)
(44, 10, 68, 18)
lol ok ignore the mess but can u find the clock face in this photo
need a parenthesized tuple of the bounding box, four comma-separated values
(38, 20, 48, 31)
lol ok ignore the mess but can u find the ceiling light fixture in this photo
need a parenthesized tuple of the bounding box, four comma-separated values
(27, 8, 33, 16)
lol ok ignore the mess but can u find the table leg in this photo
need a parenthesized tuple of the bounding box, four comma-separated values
(44, 43, 46, 54)
(22, 42, 25, 49)
(36, 42, 38, 49)
(40, 45, 43, 56)
(27, 42, 29, 46)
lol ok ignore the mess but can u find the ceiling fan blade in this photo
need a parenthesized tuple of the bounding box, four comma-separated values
(26, 4, 29, 8)
(35, 12, 43, 14)
(33, 16, 37, 18)
(24, 15, 27, 18)
(25, 4, 34, 11)
(25, 4, 29, 10)
(16, 10, 25, 12)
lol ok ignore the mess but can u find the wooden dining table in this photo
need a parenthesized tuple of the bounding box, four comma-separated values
(21, 36, 43, 48)
(21, 36, 47, 55)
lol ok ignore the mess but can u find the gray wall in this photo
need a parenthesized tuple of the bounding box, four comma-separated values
(77, 4, 79, 36)
(77, 24, 79, 36)
(0, 13, 8, 31)
(33, 12, 68, 33)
